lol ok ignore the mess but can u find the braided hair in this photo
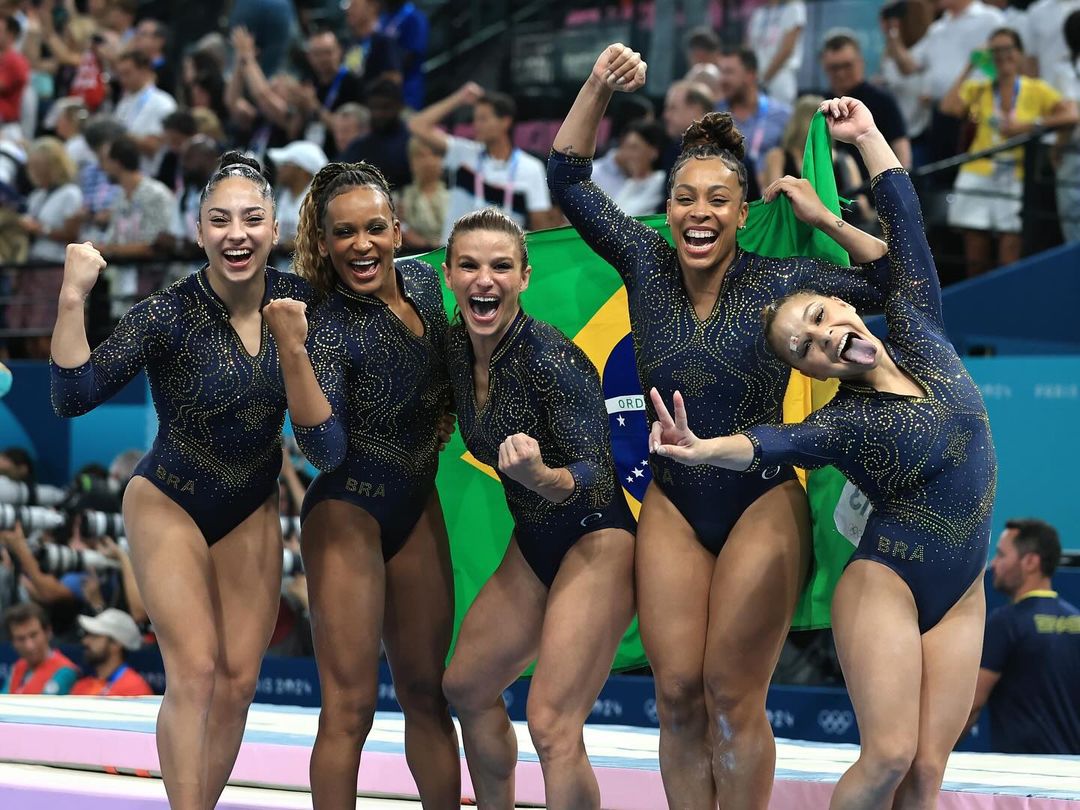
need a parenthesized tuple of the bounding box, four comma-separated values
(293, 161, 396, 295)
(669, 112, 748, 201)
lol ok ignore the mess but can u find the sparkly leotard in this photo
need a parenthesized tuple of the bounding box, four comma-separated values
(296, 260, 451, 560)
(744, 169, 996, 632)
(51, 266, 317, 545)
(446, 310, 635, 585)
(548, 150, 889, 553)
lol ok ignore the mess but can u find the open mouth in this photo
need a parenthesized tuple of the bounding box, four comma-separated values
(347, 257, 379, 282)
(223, 248, 254, 268)
(682, 228, 719, 257)
(468, 294, 500, 325)
(837, 331, 877, 365)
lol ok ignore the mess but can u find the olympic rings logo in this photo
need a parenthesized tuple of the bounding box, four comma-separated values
(761, 466, 781, 480)
(580, 512, 604, 528)
(817, 709, 854, 735)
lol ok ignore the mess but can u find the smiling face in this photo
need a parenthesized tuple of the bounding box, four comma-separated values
(443, 228, 530, 345)
(989, 31, 1023, 77)
(667, 157, 748, 273)
(768, 293, 880, 380)
(318, 186, 401, 297)
(198, 176, 278, 285)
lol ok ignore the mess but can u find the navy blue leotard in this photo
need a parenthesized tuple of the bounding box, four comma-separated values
(446, 310, 635, 586)
(51, 266, 317, 545)
(744, 169, 996, 632)
(549, 150, 889, 553)
(295, 259, 450, 560)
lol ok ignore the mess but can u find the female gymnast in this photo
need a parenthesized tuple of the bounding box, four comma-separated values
(51, 152, 315, 810)
(549, 44, 893, 808)
(651, 97, 995, 809)
(263, 161, 460, 809)
(440, 208, 636, 809)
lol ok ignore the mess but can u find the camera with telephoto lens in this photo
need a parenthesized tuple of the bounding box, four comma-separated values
(0, 503, 65, 533)
(80, 510, 127, 541)
(0, 476, 67, 507)
(33, 541, 118, 576)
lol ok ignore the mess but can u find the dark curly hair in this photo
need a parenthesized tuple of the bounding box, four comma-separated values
(292, 161, 396, 295)
(669, 111, 748, 201)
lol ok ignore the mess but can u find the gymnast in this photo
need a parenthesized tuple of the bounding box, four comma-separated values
(549, 44, 891, 807)
(263, 162, 460, 808)
(439, 208, 636, 809)
(50, 152, 316, 810)
(651, 97, 996, 809)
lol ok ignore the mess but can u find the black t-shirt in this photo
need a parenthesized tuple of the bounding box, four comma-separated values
(340, 119, 412, 191)
(835, 80, 907, 182)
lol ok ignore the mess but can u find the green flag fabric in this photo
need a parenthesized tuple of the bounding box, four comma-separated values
(417, 112, 855, 669)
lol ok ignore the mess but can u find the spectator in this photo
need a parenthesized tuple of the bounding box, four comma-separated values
(330, 101, 370, 156)
(377, 0, 429, 109)
(96, 134, 178, 315)
(685, 62, 723, 103)
(45, 97, 93, 169)
(685, 25, 722, 69)
(76, 115, 124, 243)
(132, 18, 174, 97)
(1, 602, 78, 695)
(879, 0, 935, 160)
(965, 519, 1080, 754)
(820, 31, 911, 173)
(9, 137, 83, 357)
(267, 140, 327, 250)
(0, 446, 34, 481)
(408, 81, 558, 241)
(298, 29, 366, 158)
(103, 0, 137, 46)
(342, 0, 401, 86)
(62, 16, 108, 113)
(1054, 10, 1080, 243)
(158, 134, 219, 270)
(398, 137, 448, 252)
(0, 16, 28, 131)
(71, 609, 153, 696)
(340, 76, 411, 190)
(225, 27, 306, 162)
(187, 70, 229, 130)
(940, 27, 1077, 277)
(1026, 0, 1080, 89)
(660, 80, 713, 179)
(191, 107, 226, 145)
(745, 0, 806, 105)
(154, 108, 197, 193)
(590, 120, 666, 216)
(715, 49, 789, 196)
(228, 0, 298, 78)
(111, 49, 178, 176)
(884, 0, 1005, 169)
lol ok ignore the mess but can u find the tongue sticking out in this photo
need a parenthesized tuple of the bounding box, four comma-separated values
(841, 335, 877, 366)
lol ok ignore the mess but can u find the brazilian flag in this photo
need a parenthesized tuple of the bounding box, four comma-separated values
(416, 112, 856, 669)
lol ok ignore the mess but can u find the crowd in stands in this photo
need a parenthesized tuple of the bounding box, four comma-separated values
(0, 0, 1078, 360)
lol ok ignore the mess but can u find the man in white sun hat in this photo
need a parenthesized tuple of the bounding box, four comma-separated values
(72, 608, 153, 697)
(267, 140, 328, 251)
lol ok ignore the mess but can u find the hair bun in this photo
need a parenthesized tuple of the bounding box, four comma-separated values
(681, 112, 745, 160)
(216, 150, 264, 175)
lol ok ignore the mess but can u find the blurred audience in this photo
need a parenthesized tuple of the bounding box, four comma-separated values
(71, 608, 152, 696)
(268, 139, 328, 251)
(591, 120, 666, 216)
(941, 27, 1076, 276)
(398, 136, 448, 252)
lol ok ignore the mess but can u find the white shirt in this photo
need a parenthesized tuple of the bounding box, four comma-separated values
(911, 0, 1005, 99)
(1027, 0, 1080, 91)
(276, 184, 308, 245)
(441, 135, 551, 243)
(746, 1, 807, 106)
(64, 135, 95, 171)
(114, 83, 177, 176)
(880, 57, 930, 139)
(27, 183, 83, 262)
(591, 152, 665, 217)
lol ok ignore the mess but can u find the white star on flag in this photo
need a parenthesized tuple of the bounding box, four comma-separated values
(625, 475, 634, 484)
(632, 468, 644, 478)
(616, 415, 626, 427)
